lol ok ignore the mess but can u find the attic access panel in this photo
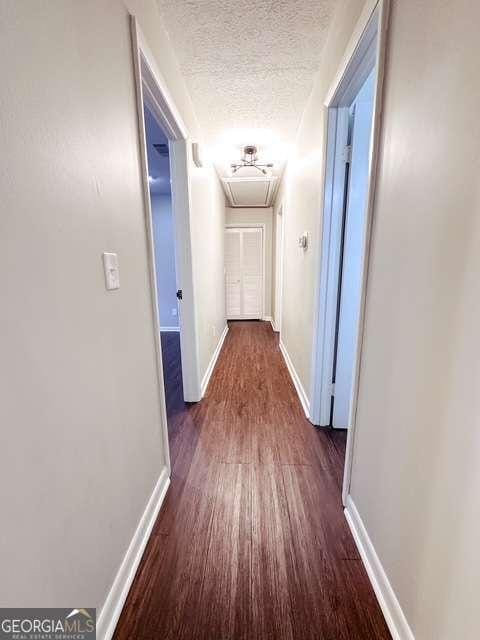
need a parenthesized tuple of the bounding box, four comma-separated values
(222, 176, 277, 207)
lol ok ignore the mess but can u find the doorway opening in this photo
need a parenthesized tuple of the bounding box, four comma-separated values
(329, 69, 375, 429)
(310, 1, 389, 504)
(143, 106, 184, 426)
(131, 17, 202, 462)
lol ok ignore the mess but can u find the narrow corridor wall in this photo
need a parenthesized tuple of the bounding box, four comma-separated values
(277, 0, 480, 637)
(274, 0, 368, 400)
(350, 1, 480, 638)
(0, 0, 225, 619)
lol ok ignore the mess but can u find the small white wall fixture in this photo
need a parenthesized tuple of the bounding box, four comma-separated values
(309, 0, 390, 503)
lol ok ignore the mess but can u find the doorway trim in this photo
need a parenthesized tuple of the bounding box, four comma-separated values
(225, 223, 266, 321)
(309, 0, 390, 505)
(273, 204, 285, 334)
(131, 19, 202, 419)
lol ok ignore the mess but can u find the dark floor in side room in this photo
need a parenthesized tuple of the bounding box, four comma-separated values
(160, 330, 185, 426)
(114, 321, 391, 640)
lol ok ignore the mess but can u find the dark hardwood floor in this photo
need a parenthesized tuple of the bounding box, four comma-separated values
(114, 321, 390, 640)
(160, 330, 186, 431)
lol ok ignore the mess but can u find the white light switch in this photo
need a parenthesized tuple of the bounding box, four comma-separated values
(102, 252, 120, 290)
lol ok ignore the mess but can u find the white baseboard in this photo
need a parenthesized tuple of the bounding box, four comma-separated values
(270, 318, 278, 332)
(262, 315, 272, 322)
(97, 466, 170, 640)
(279, 339, 310, 419)
(344, 496, 415, 640)
(201, 324, 229, 397)
(160, 326, 180, 332)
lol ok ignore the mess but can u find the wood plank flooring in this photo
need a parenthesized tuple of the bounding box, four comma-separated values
(114, 321, 391, 640)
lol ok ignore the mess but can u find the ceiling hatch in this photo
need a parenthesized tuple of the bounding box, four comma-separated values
(222, 176, 277, 208)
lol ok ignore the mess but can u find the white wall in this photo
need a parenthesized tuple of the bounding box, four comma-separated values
(225, 207, 273, 318)
(0, 0, 225, 616)
(189, 164, 227, 377)
(277, 0, 480, 637)
(151, 195, 179, 328)
(350, 1, 480, 637)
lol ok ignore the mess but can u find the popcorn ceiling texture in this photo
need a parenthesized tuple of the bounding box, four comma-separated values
(156, 0, 337, 152)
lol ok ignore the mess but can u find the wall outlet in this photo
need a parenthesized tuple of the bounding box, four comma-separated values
(172, 308, 178, 317)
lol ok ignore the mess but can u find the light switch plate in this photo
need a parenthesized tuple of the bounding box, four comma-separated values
(102, 252, 120, 290)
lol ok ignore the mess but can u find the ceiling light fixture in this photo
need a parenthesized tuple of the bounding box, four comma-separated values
(231, 145, 273, 175)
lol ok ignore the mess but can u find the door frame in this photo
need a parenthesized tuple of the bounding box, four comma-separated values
(309, 0, 390, 504)
(130, 19, 202, 462)
(273, 204, 285, 334)
(225, 223, 266, 320)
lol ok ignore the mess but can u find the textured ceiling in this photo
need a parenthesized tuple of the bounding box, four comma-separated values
(156, 0, 338, 177)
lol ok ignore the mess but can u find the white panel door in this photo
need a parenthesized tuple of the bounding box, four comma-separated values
(241, 228, 263, 317)
(225, 229, 241, 317)
(333, 70, 375, 428)
(225, 227, 263, 319)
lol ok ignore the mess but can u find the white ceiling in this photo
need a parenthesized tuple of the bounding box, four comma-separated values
(156, 0, 338, 181)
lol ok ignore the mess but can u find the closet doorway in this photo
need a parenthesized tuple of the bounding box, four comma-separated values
(225, 225, 265, 320)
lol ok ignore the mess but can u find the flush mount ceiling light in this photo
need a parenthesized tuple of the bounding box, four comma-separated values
(231, 145, 273, 175)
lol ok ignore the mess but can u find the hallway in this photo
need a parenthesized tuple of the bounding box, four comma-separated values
(114, 322, 390, 640)
(4, 2, 480, 636)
